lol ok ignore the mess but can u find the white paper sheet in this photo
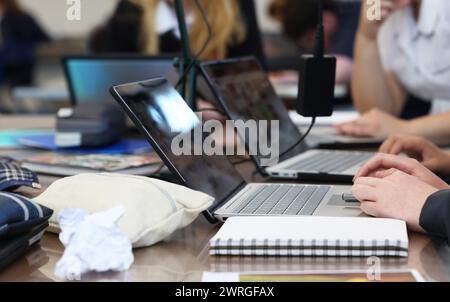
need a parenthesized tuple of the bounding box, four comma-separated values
(289, 110, 360, 126)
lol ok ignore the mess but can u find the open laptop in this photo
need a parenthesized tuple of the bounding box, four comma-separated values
(199, 57, 377, 182)
(63, 56, 179, 105)
(63, 55, 218, 112)
(110, 77, 362, 223)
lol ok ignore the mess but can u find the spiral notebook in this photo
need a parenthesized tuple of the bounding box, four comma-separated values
(210, 217, 409, 257)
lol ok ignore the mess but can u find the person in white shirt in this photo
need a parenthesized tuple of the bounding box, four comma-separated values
(335, 0, 450, 145)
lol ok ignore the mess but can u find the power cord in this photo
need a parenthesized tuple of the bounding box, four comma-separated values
(283, 0, 324, 157)
(279, 117, 316, 159)
(314, 0, 324, 58)
(175, 0, 212, 89)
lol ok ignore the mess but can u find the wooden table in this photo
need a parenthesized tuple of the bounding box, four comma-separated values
(0, 115, 449, 282)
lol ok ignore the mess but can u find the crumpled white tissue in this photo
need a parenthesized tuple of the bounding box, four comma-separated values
(54, 205, 134, 280)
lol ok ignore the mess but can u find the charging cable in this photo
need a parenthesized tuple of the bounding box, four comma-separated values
(279, 117, 316, 158)
(281, 0, 325, 157)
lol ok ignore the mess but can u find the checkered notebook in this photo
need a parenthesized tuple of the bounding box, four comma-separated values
(210, 217, 409, 258)
(0, 158, 40, 191)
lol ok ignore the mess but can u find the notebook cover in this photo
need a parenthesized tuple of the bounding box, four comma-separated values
(210, 216, 409, 257)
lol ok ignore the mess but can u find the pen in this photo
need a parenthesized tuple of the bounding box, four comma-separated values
(342, 193, 360, 203)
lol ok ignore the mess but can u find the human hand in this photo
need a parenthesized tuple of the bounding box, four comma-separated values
(353, 170, 439, 232)
(196, 99, 226, 122)
(355, 153, 450, 190)
(358, 0, 411, 41)
(269, 71, 298, 85)
(334, 109, 408, 139)
(380, 135, 450, 175)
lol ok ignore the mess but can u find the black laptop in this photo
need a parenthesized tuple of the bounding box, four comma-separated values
(110, 77, 361, 223)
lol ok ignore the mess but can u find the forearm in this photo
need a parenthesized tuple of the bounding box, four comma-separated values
(407, 112, 450, 145)
(420, 190, 450, 243)
(351, 33, 401, 114)
(335, 55, 353, 85)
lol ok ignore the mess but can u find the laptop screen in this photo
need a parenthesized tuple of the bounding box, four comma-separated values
(201, 57, 308, 166)
(112, 78, 246, 210)
(64, 57, 179, 105)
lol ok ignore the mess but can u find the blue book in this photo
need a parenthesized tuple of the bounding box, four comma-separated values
(0, 130, 53, 149)
(17, 134, 151, 155)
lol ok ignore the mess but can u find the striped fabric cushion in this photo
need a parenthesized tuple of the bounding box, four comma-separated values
(0, 192, 53, 239)
(0, 157, 41, 191)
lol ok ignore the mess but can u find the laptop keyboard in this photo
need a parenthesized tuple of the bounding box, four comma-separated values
(235, 184, 331, 216)
(288, 151, 373, 173)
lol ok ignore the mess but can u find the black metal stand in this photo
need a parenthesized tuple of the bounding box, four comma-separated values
(174, 0, 197, 110)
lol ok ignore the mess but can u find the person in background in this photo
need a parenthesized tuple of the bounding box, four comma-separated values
(90, 0, 267, 119)
(335, 0, 450, 144)
(90, 0, 266, 65)
(352, 153, 450, 243)
(269, 0, 361, 84)
(0, 0, 50, 88)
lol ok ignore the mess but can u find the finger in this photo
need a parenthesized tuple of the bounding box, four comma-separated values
(388, 139, 408, 155)
(334, 120, 359, 132)
(367, 168, 388, 178)
(338, 122, 376, 138)
(392, 139, 425, 158)
(334, 123, 351, 135)
(384, 169, 412, 182)
(353, 176, 383, 187)
(422, 159, 440, 172)
(360, 201, 379, 217)
(333, 122, 347, 132)
(351, 123, 377, 137)
(374, 168, 398, 179)
(379, 136, 398, 154)
(352, 184, 378, 202)
(380, 136, 421, 155)
(336, 114, 380, 137)
(333, 121, 351, 134)
(355, 154, 416, 179)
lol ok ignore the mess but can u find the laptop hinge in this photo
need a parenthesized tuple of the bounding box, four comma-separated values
(202, 181, 247, 222)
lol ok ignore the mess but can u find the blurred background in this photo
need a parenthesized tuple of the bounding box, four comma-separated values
(0, 0, 360, 113)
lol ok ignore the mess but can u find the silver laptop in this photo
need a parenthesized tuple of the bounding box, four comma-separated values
(308, 126, 382, 148)
(200, 57, 377, 182)
(110, 78, 363, 222)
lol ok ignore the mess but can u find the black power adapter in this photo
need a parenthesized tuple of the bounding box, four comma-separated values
(297, 0, 336, 117)
(297, 55, 336, 117)
(279, 0, 336, 159)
